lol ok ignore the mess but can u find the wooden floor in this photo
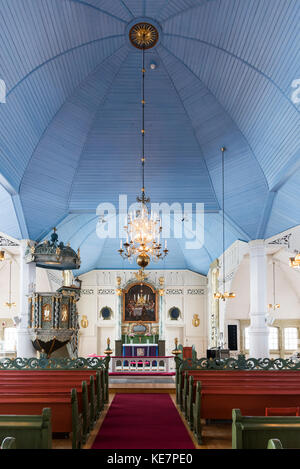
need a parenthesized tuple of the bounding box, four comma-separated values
(53, 392, 232, 449)
(109, 376, 176, 394)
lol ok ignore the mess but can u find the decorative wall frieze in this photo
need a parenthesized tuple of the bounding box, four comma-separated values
(186, 288, 205, 295)
(81, 289, 94, 295)
(166, 288, 184, 295)
(98, 288, 115, 295)
(0, 236, 19, 247)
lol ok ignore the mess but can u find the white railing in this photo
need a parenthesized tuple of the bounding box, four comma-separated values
(110, 356, 175, 373)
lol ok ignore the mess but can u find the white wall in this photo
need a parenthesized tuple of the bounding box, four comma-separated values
(222, 228, 300, 355)
(77, 269, 208, 357)
(226, 257, 300, 322)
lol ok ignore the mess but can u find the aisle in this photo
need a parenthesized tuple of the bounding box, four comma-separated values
(91, 393, 195, 449)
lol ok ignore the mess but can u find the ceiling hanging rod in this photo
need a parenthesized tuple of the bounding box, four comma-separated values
(214, 147, 235, 301)
(268, 261, 280, 311)
(140, 45, 148, 204)
(118, 29, 168, 268)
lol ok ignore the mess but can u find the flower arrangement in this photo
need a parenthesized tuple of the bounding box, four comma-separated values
(128, 332, 135, 338)
(144, 332, 152, 337)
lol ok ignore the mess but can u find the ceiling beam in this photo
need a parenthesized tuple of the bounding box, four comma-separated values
(256, 191, 276, 239)
(270, 148, 300, 192)
(11, 194, 28, 239)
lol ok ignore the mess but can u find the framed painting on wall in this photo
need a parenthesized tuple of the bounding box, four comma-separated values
(123, 283, 158, 323)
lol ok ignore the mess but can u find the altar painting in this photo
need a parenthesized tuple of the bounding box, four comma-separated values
(123, 283, 157, 323)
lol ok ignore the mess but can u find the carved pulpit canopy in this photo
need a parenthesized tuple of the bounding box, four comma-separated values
(25, 228, 80, 270)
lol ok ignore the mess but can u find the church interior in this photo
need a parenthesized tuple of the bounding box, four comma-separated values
(0, 0, 300, 452)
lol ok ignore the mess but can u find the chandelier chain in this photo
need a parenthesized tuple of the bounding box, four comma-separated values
(118, 35, 168, 268)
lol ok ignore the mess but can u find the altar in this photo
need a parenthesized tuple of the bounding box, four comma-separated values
(122, 344, 158, 357)
(114, 278, 166, 358)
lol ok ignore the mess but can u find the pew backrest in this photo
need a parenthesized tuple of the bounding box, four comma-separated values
(0, 407, 52, 449)
(232, 409, 300, 449)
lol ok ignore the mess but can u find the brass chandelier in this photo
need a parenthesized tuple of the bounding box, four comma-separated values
(118, 40, 168, 269)
(214, 147, 236, 301)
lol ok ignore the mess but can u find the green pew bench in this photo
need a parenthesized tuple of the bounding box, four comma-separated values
(0, 408, 52, 449)
(1, 437, 16, 449)
(232, 409, 300, 449)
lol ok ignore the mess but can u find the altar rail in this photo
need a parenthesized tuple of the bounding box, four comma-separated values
(111, 356, 175, 373)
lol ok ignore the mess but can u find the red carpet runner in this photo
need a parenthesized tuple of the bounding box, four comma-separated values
(92, 393, 195, 449)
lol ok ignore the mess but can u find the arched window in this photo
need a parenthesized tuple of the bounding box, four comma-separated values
(268, 327, 279, 350)
(284, 327, 298, 350)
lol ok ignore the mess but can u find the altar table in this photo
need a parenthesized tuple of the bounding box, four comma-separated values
(122, 344, 158, 357)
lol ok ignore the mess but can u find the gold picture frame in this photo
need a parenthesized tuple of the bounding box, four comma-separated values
(123, 282, 158, 323)
(42, 304, 52, 322)
(61, 304, 69, 322)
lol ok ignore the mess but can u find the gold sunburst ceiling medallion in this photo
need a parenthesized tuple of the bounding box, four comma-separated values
(129, 23, 159, 49)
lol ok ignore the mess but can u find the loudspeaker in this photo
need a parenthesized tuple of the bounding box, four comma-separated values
(228, 325, 238, 351)
(207, 348, 218, 359)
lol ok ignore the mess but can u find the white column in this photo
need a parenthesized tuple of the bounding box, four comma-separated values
(116, 293, 122, 340)
(17, 240, 37, 358)
(159, 294, 165, 340)
(62, 270, 73, 287)
(248, 240, 269, 358)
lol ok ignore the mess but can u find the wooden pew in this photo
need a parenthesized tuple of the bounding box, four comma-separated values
(0, 367, 106, 448)
(1, 437, 16, 449)
(0, 389, 84, 449)
(184, 373, 300, 422)
(0, 375, 102, 423)
(0, 384, 88, 448)
(232, 409, 300, 449)
(191, 379, 300, 444)
(0, 369, 108, 405)
(0, 369, 107, 407)
(177, 368, 300, 406)
(71, 388, 83, 449)
(0, 371, 103, 431)
(180, 370, 300, 416)
(265, 407, 300, 416)
(180, 370, 300, 414)
(0, 408, 52, 449)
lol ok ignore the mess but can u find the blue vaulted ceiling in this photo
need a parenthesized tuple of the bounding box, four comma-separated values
(0, 0, 299, 274)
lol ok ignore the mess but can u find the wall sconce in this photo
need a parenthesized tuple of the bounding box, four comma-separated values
(80, 315, 88, 328)
(192, 314, 200, 327)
